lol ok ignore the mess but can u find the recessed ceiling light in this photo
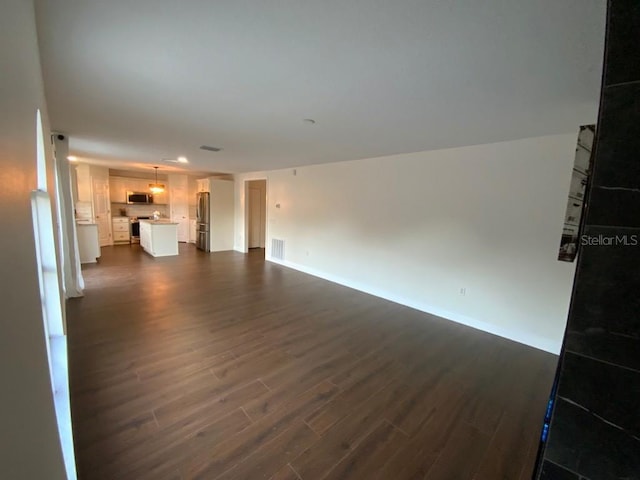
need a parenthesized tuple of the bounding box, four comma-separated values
(67, 155, 77, 161)
(303, 118, 316, 124)
(177, 156, 188, 163)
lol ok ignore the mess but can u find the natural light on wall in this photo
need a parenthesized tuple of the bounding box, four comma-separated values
(31, 109, 77, 479)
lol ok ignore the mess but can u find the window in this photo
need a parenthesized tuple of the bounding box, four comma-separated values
(31, 109, 77, 479)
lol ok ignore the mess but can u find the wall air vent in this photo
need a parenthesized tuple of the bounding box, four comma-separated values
(200, 145, 222, 152)
(271, 239, 285, 261)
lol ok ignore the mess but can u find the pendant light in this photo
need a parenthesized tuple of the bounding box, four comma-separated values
(149, 166, 165, 194)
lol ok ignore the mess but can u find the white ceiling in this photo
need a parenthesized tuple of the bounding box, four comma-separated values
(35, 0, 605, 174)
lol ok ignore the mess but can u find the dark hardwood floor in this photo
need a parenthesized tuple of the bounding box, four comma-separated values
(67, 243, 557, 480)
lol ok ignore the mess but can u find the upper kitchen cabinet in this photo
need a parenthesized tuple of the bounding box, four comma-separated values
(108, 175, 169, 204)
(109, 176, 127, 203)
(153, 188, 168, 205)
(196, 178, 210, 193)
(132, 177, 168, 204)
(197, 176, 233, 195)
(131, 179, 146, 196)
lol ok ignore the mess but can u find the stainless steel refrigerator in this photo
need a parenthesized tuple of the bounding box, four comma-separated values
(196, 192, 210, 251)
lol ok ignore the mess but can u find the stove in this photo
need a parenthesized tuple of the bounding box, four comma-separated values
(130, 216, 151, 243)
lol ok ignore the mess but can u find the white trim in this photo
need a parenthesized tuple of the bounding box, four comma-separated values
(266, 255, 560, 355)
(36, 110, 47, 191)
(50, 336, 75, 479)
(31, 190, 77, 479)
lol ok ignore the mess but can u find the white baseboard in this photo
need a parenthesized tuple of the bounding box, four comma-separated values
(266, 255, 560, 355)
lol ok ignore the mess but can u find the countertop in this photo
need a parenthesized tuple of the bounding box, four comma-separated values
(139, 219, 179, 225)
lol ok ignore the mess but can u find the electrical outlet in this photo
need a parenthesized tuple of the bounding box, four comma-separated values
(460, 287, 466, 296)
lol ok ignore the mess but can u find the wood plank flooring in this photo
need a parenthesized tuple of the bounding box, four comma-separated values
(67, 244, 557, 480)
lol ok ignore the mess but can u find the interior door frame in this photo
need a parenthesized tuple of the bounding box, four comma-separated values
(243, 178, 268, 254)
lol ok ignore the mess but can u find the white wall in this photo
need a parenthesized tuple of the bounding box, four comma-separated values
(0, 0, 67, 478)
(235, 134, 579, 353)
(210, 179, 235, 252)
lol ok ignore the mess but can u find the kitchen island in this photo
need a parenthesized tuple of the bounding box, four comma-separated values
(139, 220, 179, 257)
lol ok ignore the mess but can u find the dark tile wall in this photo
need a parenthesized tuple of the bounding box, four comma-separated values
(535, 1, 640, 479)
(539, 461, 579, 480)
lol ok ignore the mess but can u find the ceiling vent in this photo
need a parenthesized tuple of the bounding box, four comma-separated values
(200, 145, 222, 152)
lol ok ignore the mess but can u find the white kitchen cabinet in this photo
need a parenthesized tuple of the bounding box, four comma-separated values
(109, 177, 127, 203)
(76, 223, 100, 263)
(139, 220, 151, 252)
(112, 217, 130, 244)
(122, 178, 138, 196)
(127, 179, 147, 196)
(132, 179, 146, 193)
(139, 220, 179, 257)
(138, 176, 168, 203)
(109, 175, 168, 204)
(153, 189, 168, 205)
(196, 178, 210, 193)
(138, 177, 168, 204)
(112, 232, 130, 243)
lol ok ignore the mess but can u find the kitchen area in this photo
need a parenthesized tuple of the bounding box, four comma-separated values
(72, 163, 234, 262)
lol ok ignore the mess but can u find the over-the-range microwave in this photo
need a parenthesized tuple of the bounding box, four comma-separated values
(126, 191, 154, 205)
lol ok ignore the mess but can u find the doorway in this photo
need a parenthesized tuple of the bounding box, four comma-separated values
(245, 179, 266, 256)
